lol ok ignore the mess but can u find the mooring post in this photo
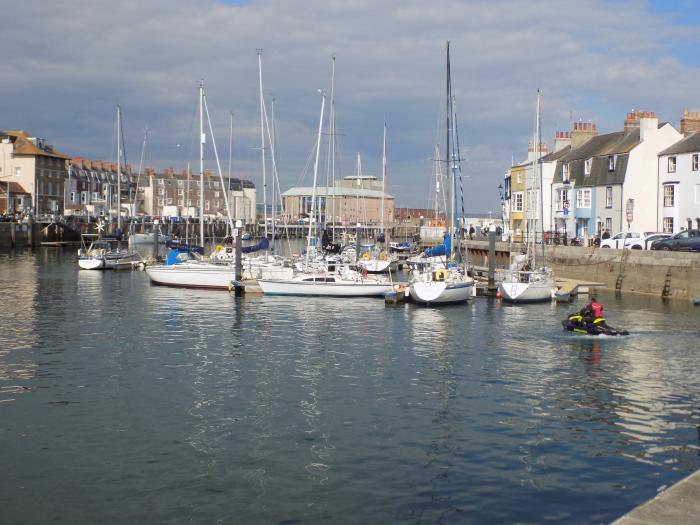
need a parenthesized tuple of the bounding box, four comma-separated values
(153, 220, 159, 260)
(234, 220, 244, 297)
(487, 224, 497, 295)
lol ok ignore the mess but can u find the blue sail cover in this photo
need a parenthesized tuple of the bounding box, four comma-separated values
(242, 238, 269, 253)
(423, 232, 451, 257)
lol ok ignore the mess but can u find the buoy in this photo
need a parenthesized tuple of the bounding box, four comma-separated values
(496, 291, 502, 298)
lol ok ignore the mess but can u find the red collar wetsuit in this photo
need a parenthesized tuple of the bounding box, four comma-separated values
(591, 301, 603, 318)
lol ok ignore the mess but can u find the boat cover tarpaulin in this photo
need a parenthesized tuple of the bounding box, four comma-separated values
(242, 238, 269, 253)
(423, 233, 450, 257)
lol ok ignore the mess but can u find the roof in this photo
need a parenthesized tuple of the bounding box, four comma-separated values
(282, 186, 393, 199)
(552, 130, 640, 186)
(1, 130, 70, 159)
(658, 132, 700, 156)
(541, 145, 572, 162)
(0, 181, 31, 194)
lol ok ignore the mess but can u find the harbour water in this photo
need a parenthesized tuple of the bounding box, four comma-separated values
(1, 248, 699, 524)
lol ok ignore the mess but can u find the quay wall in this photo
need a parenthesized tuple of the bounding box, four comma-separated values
(465, 240, 700, 301)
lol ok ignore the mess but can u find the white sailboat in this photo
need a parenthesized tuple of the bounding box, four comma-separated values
(408, 41, 474, 305)
(498, 89, 555, 303)
(357, 122, 398, 274)
(78, 106, 140, 270)
(258, 89, 395, 297)
(146, 81, 239, 288)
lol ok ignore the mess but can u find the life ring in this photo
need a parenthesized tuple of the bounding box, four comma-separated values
(435, 268, 448, 281)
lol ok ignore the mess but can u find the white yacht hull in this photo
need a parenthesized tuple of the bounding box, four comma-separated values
(258, 278, 394, 297)
(146, 263, 235, 289)
(78, 257, 105, 270)
(358, 258, 398, 273)
(129, 232, 171, 245)
(499, 275, 555, 303)
(409, 279, 474, 304)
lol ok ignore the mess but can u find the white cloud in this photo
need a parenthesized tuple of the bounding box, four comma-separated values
(2, 0, 699, 210)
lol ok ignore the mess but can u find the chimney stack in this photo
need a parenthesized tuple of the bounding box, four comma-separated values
(680, 110, 700, 135)
(571, 121, 597, 149)
(638, 111, 658, 142)
(553, 131, 571, 152)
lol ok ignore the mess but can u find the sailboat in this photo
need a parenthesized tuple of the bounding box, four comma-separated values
(78, 106, 140, 270)
(408, 41, 475, 305)
(258, 91, 396, 297)
(498, 89, 555, 303)
(357, 122, 398, 274)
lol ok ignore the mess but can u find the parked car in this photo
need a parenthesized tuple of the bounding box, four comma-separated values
(651, 229, 700, 251)
(642, 233, 672, 249)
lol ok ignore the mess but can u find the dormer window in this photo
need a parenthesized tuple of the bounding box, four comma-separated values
(668, 156, 676, 173)
(608, 155, 615, 171)
(692, 154, 698, 171)
(584, 158, 592, 175)
(562, 163, 569, 182)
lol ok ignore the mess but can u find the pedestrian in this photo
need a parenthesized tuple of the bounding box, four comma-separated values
(469, 225, 475, 240)
(602, 230, 610, 240)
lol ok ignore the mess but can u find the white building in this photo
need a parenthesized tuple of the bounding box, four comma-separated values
(657, 132, 700, 233)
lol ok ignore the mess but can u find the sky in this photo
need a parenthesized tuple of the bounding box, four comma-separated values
(3, 0, 700, 213)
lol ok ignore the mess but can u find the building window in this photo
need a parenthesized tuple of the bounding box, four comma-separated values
(177, 189, 184, 196)
(516, 173, 522, 184)
(693, 154, 698, 171)
(158, 187, 165, 195)
(664, 185, 675, 207)
(606, 186, 613, 208)
(214, 191, 220, 198)
(663, 217, 674, 233)
(166, 198, 173, 205)
(177, 180, 184, 187)
(562, 163, 569, 182)
(608, 155, 615, 171)
(14, 166, 21, 177)
(576, 188, 591, 208)
(178, 199, 184, 206)
(512, 192, 523, 212)
(584, 159, 592, 175)
(668, 156, 676, 173)
(157, 198, 164, 206)
(605, 217, 612, 233)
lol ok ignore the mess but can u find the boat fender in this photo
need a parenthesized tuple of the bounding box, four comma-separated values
(361, 253, 370, 260)
(362, 267, 368, 279)
(215, 245, 224, 252)
(379, 253, 387, 261)
(435, 268, 448, 281)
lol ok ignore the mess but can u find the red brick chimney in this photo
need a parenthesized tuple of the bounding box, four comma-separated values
(553, 131, 571, 152)
(571, 121, 597, 149)
(624, 110, 656, 134)
(680, 110, 700, 135)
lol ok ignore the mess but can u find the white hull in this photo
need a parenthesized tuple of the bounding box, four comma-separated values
(146, 262, 235, 289)
(499, 271, 555, 303)
(258, 276, 395, 297)
(358, 258, 398, 273)
(129, 232, 171, 245)
(409, 278, 474, 304)
(78, 257, 105, 270)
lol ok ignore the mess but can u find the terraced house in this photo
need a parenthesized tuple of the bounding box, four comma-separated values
(550, 111, 682, 239)
(0, 130, 69, 215)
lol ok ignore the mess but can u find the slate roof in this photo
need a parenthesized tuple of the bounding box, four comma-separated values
(552, 130, 641, 187)
(658, 132, 700, 156)
(1, 130, 69, 159)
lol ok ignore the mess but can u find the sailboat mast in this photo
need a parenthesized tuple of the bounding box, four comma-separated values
(199, 81, 205, 249)
(381, 121, 388, 250)
(329, 55, 336, 243)
(116, 105, 121, 231)
(257, 50, 268, 239)
(306, 92, 326, 268)
(446, 41, 454, 262)
(536, 88, 545, 265)
(271, 98, 277, 243)
(228, 111, 234, 226)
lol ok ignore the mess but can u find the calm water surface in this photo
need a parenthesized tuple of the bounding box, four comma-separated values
(1, 248, 699, 524)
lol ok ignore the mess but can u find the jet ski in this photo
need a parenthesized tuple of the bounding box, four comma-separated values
(562, 312, 629, 336)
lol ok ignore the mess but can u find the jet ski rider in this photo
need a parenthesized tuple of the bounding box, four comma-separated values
(582, 297, 603, 323)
